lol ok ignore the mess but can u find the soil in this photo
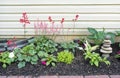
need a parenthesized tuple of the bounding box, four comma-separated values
(0, 43, 120, 76)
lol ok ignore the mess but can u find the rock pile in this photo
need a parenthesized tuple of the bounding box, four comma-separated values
(100, 35, 112, 58)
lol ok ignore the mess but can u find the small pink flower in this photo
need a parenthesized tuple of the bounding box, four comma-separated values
(20, 12, 30, 25)
(41, 61, 46, 65)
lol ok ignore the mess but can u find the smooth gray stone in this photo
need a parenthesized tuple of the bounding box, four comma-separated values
(103, 40, 111, 44)
(103, 44, 110, 47)
(101, 46, 112, 51)
(100, 49, 112, 53)
(105, 35, 111, 40)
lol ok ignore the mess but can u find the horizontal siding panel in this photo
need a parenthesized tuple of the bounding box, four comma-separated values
(0, 29, 118, 36)
(0, 22, 120, 29)
(1, 14, 120, 20)
(1, 0, 120, 4)
(1, 6, 120, 13)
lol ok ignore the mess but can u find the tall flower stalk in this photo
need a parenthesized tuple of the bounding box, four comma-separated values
(20, 12, 30, 38)
(72, 15, 79, 33)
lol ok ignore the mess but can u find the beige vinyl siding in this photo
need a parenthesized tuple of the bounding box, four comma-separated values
(0, 0, 120, 41)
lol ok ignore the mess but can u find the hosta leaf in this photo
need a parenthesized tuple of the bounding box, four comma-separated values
(88, 27, 97, 35)
(46, 61, 50, 66)
(94, 61, 99, 67)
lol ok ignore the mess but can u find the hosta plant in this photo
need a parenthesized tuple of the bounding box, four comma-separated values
(57, 50, 74, 64)
(83, 40, 110, 67)
(0, 52, 15, 68)
(14, 44, 39, 68)
(87, 27, 116, 45)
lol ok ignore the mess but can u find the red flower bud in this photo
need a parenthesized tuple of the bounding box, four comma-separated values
(61, 18, 64, 24)
(48, 16, 52, 22)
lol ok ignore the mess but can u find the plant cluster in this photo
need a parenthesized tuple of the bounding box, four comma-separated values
(87, 27, 116, 45)
(41, 53, 57, 66)
(57, 50, 74, 64)
(35, 36, 58, 54)
(60, 41, 79, 53)
(14, 44, 39, 68)
(0, 52, 15, 68)
(83, 40, 110, 67)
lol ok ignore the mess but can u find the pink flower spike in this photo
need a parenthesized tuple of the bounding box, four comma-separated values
(41, 61, 46, 65)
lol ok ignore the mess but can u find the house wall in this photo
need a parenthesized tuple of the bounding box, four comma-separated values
(0, 0, 120, 41)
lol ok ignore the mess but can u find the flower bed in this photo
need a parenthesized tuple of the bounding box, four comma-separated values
(0, 35, 120, 76)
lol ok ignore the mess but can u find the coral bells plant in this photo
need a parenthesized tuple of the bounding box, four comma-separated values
(20, 12, 30, 37)
(34, 16, 65, 40)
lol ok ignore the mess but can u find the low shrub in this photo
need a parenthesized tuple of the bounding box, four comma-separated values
(57, 50, 74, 64)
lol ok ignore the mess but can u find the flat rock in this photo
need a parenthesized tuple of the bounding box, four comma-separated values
(100, 49, 112, 53)
(101, 46, 112, 51)
(103, 44, 110, 47)
(103, 40, 111, 44)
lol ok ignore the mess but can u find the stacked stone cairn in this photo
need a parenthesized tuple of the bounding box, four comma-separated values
(100, 35, 112, 58)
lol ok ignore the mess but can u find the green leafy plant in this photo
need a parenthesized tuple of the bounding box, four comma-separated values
(0, 52, 15, 68)
(87, 27, 116, 45)
(35, 36, 58, 54)
(14, 44, 39, 68)
(41, 53, 57, 66)
(60, 41, 79, 53)
(115, 51, 120, 59)
(57, 50, 74, 64)
(83, 40, 110, 67)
